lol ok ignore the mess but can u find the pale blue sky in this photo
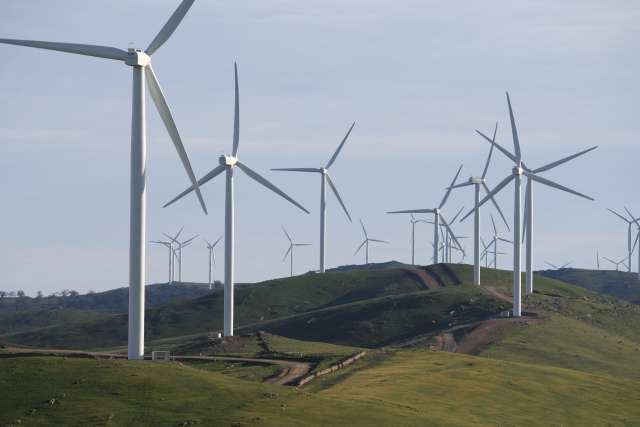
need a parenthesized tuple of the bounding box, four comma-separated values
(1, 0, 638, 295)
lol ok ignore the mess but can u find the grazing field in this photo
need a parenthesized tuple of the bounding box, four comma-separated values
(538, 268, 640, 304)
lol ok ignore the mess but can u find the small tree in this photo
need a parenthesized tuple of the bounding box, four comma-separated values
(17, 290, 25, 298)
(36, 291, 43, 299)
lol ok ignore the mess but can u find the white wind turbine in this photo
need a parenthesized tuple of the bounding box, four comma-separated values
(164, 63, 309, 337)
(450, 123, 509, 284)
(462, 92, 594, 317)
(627, 208, 640, 279)
(603, 256, 628, 272)
(388, 166, 464, 264)
(165, 232, 198, 283)
(282, 227, 312, 277)
(0, 0, 206, 359)
(608, 208, 637, 273)
(272, 123, 355, 273)
(442, 206, 466, 263)
(487, 214, 512, 270)
(596, 251, 600, 270)
(151, 239, 174, 283)
(409, 214, 430, 265)
(205, 236, 223, 290)
(354, 220, 389, 264)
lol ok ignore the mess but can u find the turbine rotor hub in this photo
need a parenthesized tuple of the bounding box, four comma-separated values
(512, 166, 524, 176)
(125, 49, 151, 67)
(219, 155, 238, 166)
(471, 177, 484, 184)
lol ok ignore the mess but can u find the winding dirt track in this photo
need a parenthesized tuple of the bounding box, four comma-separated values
(0, 347, 311, 386)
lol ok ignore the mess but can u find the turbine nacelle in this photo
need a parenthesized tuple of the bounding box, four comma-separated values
(470, 177, 484, 184)
(125, 49, 151, 67)
(219, 155, 238, 166)
(512, 166, 524, 176)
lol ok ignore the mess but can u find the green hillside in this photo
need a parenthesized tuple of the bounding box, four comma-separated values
(538, 268, 640, 304)
(1, 351, 639, 426)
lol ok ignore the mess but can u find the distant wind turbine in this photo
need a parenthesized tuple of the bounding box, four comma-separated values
(151, 239, 174, 283)
(272, 123, 355, 273)
(165, 232, 198, 283)
(603, 256, 628, 272)
(354, 220, 388, 264)
(164, 63, 309, 337)
(282, 227, 312, 277)
(0, 0, 206, 360)
(608, 208, 636, 273)
(409, 215, 430, 265)
(388, 166, 464, 264)
(544, 261, 572, 270)
(487, 214, 512, 270)
(205, 236, 223, 290)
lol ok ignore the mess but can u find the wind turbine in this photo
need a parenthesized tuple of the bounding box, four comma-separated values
(409, 215, 430, 265)
(607, 208, 636, 273)
(205, 236, 223, 290)
(626, 208, 640, 279)
(0, 0, 206, 360)
(596, 251, 600, 270)
(151, 239, 174, 283)
(462, 93, 594, 317)
(354, 220, 389, 264)
(164, 232, 198, 283)
(603, 256, 628, 272)
(443, 206, 466, 263)
(272, 123, 355, 273)
(450, 124, 509, 284)
(544, 261, 572, 270)
(388, 165, 464, 264)
(487, 214, 512, 270)
(164, 63, 309, 337)
(282, 227, 312, 277)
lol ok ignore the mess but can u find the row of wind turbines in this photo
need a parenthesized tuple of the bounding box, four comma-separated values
(0, 0, 621, 360)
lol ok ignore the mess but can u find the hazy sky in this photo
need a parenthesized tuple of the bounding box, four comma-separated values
(1, 0, 638, 295)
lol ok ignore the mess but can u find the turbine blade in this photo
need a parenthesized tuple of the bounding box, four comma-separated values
(236, 161, 309, 213)
(608, 208, 631, 223)
(490, 215, 498, 236)
(440, 216, 464, 254)
(326, 174, 352, 222)
(271, 168, 322, 173)
(182, 234, 199, 245)
(633, 233, 640, 254)
(506, 92, 521, 163)
(326, 122, 356, 169)
(359, 219, 368, 238)
(561, 261, 572, 268)
(545, 262, 557, 269)
(460, 175, 514, 222)
(354, 240, 367, 255)
(526, 172, 594, 201)
(482, 182, 509, 230)
(368, 238, 389, 244)
(294, 243, 312, 247)
(533, 146, 598, 174)
(498, 237, 513, 244)
(451, 206, 465, 223)
(146, 0, 196, 55)
(213, 235, 223, 247)
(448, 181, 474, 190)
(282, 245, 292, 262)
(476, 129, 517, 164)
(439, 164, 463, 209)
(232, 62, 240, 156)
(0, 38, 127, 60)
(388, 208, 435, 214)
(174, 226, 185, 240)
(481, 122, 498, 178)
(282, 226, 292, 243)
(164, 164, 225, 208)
(624, 207, 640, 226)
(146, 65, 207, 214)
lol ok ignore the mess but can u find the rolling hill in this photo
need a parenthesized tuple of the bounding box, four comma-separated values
(538, 267, 640, 304)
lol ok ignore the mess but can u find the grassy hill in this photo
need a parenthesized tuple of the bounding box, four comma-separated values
(1, 351, 639, 426)
(538, 268, 640, 304)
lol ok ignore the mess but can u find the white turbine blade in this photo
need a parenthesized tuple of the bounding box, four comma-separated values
(476, 129, 517, 164)
(213, 235, 223, 247)
(561, 261, 572, 268)
(354, 240, 367, 255)
(388, 208, 435, 214)
(204, 239, 212, 247)
(163, 164, 225, 208)
(533, 146, 598, 174)
(145, 65, 207, 214)
(632, 233, 640, 254)
(326, 122, 356, 169)
(369, 238, 389, 244)
(602, 256, 616, 265)
(282, 245, 292, 262)
(481, 122, 499, 179)
(0, 38, 128, 61)
(448, 181, 473, 190)
(232, 62, 240, 156)
(146, 0, 196, 55)
(624, 207, 640, 226)
(490, 214, 498, 236)
(174, 226, 185, 240)
(498, 237, 513, 244)
(451, 206, 465, 223)
(163, 233, 176, 242)
(440, 216, 463, 253)
(294, 243, 312, 247)
(506, 92, 521, 163)
(526, 172, 594, 201)
(545, 262, 558, 269)
(482, 182, 509, 230)
(326, 174, 352, 222)
(460, 174, 514, 223)
(236, 161, 309, 214)
(282, 226, 292, 243)
(607, 208, 631, 223)
(271, 168, 322, 173)
(359, 219, 368, 238)
(481, 237, 488, 249)
(182, 234, 199, 245)
(439, 164, 463, 209)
